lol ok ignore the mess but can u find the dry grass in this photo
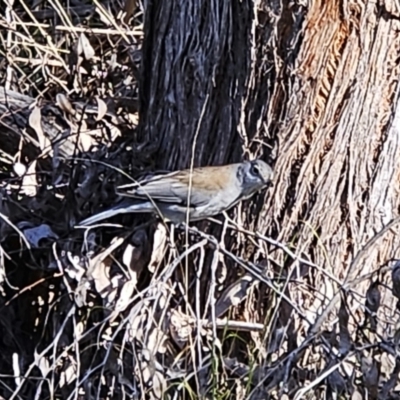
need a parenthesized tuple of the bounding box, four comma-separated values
(1, 0, 400, 399)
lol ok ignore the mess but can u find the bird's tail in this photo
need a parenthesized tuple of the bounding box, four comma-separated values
(78, 200, 154, 226)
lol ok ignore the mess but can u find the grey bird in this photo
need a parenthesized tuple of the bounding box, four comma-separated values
(79, 159, 273, 225)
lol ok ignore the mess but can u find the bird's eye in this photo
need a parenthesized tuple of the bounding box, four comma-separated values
(250, 163, 260, 177)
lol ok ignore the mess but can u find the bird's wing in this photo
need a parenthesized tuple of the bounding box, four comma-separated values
(117, 167, 231, 206)
(133, 175, 193, 204)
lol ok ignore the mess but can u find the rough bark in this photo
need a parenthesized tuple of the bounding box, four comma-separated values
(138, 0, 284, 169)
(137, 1, 400, 395)
(139, 0, 400, 302)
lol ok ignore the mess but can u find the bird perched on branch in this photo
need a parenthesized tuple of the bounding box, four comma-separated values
(79, 159, 273, 226)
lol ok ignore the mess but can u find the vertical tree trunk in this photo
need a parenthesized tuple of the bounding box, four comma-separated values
(263, 0, 400, 280)
(138, 1, 281, 170)
(138, 0, 400, 395)
(140, 0, 400, 290)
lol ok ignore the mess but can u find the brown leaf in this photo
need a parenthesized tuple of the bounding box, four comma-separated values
(56, 93, 76, 116)
(29, 106, 51, 153)
(214, 274, 254, 317)
(148, 223, 167, 273)
(91, 257, 112, 297)
(124, 0, 137, 23)
(380, 358, 400, 398)
(150, 371, 167, 400)
(84, 236, 125, 305)
(123, 229, 148, 279)
(77, 33, 95, 60)
(95, 97, 108, 121)
(351, 390, 363, 400)
(339, 297, 352, 355)
(169, 308, 192, 348)
(327, 367, 346, 395)
(362, 356, 379, 397)
(365, 280, 381, 332)
(147, 327, 168, 354)
(21, 160, 38, 197)
(365, 281, 381, 314)
(59, 363, 77, 388)
(113, 280, 136, 315)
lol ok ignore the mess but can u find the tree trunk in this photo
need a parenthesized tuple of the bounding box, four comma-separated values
(138, 1, 283, 169)
(139, 0, 400, 396)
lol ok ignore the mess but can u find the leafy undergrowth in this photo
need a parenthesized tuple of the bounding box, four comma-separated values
(1, 1, 400, 399)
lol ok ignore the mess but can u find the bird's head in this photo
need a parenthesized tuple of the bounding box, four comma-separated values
(239, 159, 274, 197)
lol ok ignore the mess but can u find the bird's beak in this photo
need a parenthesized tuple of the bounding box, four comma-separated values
(265, 181, 273, 188)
